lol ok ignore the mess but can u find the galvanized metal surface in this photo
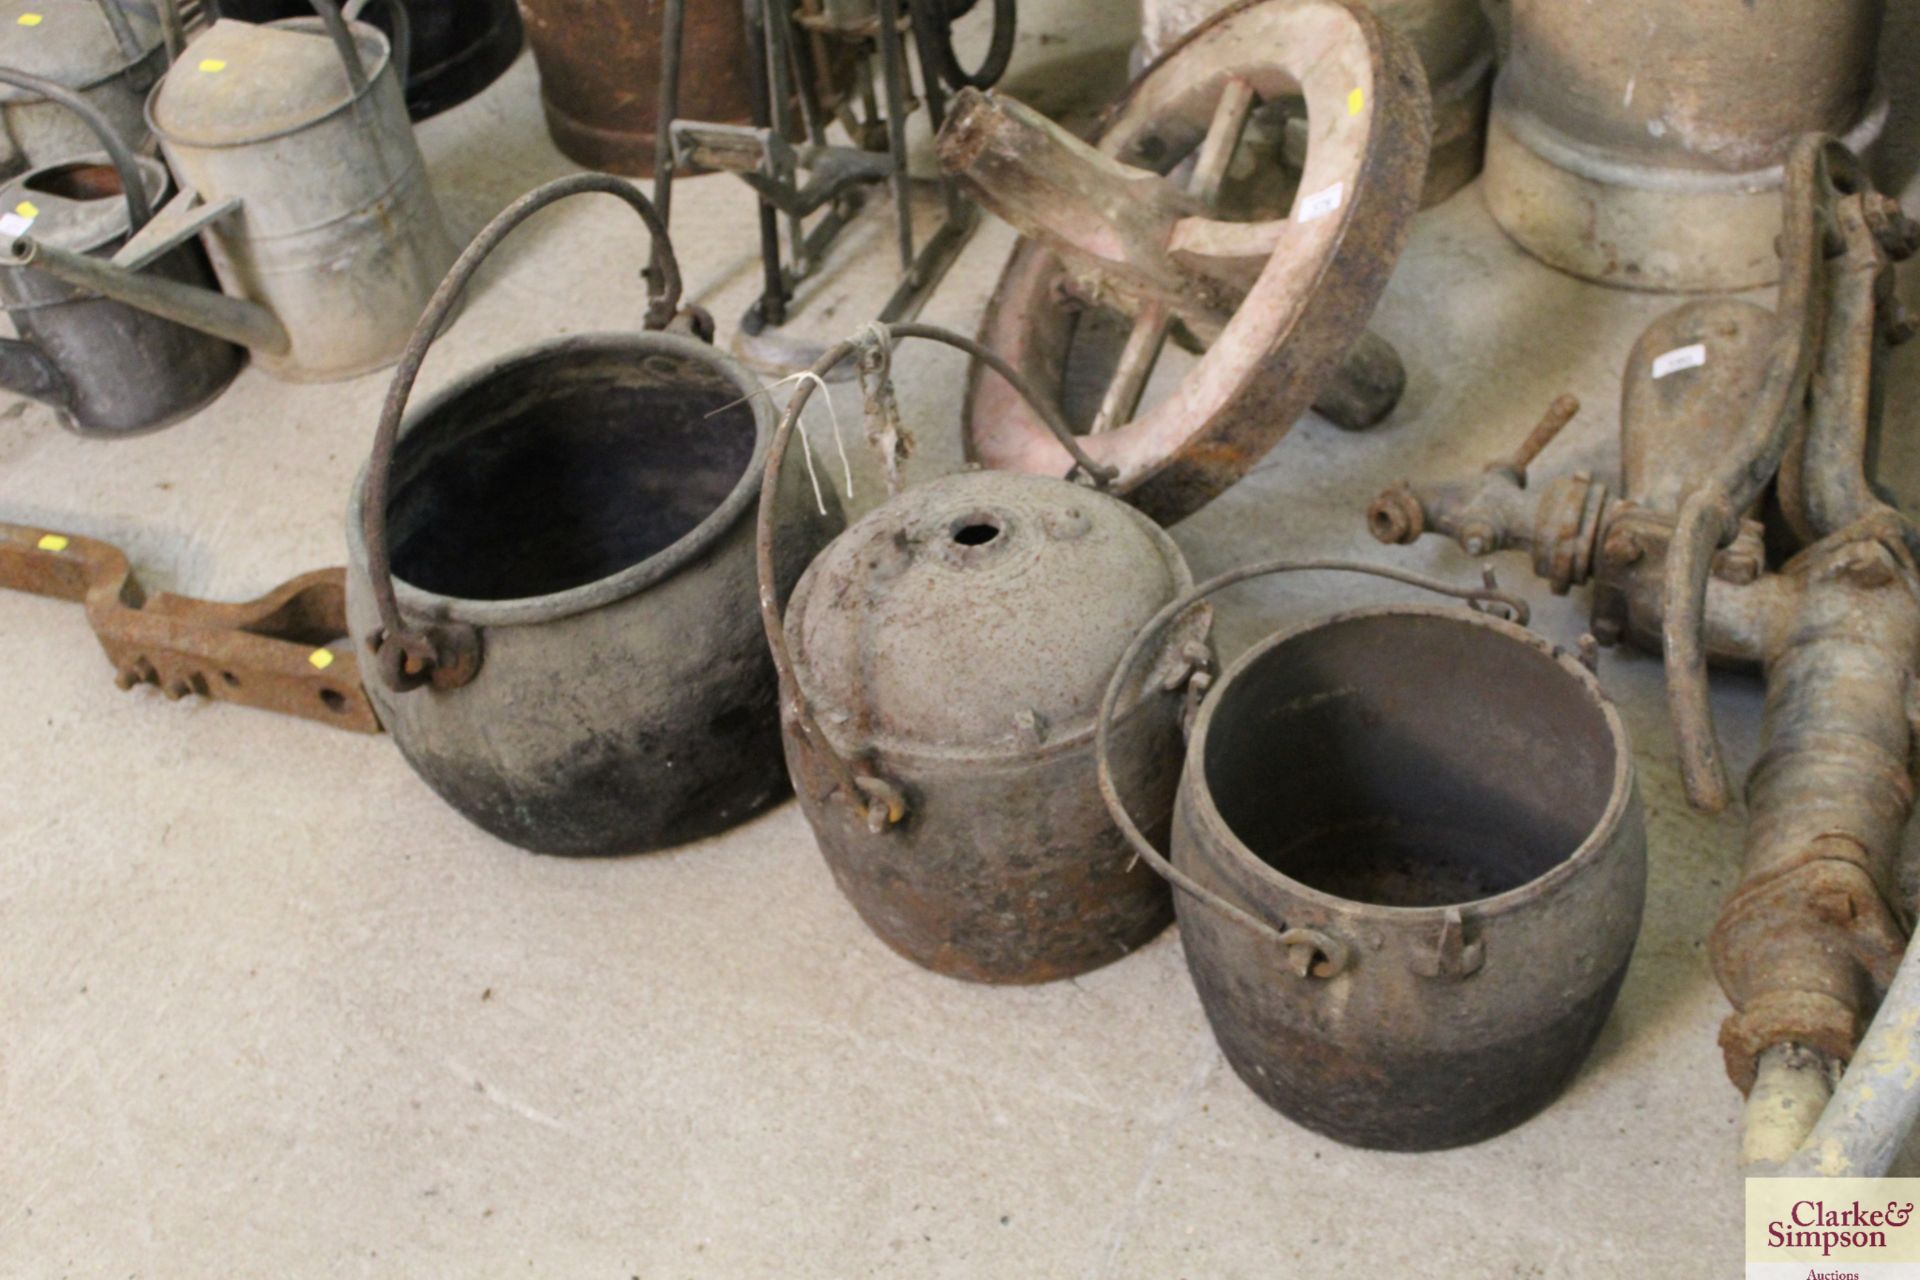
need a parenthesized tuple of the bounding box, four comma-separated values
(212, 0, 523, 119)
(17, 12, 457, 381)
(0, 0, 165, 175)
(947, 0, 1431, 524)
(519, 0, 759, 176)
(1137, 0, 1493, 206)
(348, 175, 840, 856)
(1482, 0, 1887, 291)
(1370, 135, 1920, 1165)
(0, 520, 377, 731)
(0, 69, 242, 435)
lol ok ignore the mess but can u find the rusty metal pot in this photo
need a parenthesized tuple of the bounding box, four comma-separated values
(1099, 561, 1646, 1150)
(0, 67, 241, 434)
(759, 324, 1206, 983)
(517, 0, 759, 176)
(345, 174, 842, 856)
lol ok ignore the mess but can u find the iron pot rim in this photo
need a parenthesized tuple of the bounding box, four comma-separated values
(1181, 601, 1635, 923)
(345, 329, 773, 631)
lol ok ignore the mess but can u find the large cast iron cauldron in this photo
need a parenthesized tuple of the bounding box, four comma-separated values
(1099, 561, 1646, 1150)
(346, 174, 842, 855)
(759, 324, 1205, 983)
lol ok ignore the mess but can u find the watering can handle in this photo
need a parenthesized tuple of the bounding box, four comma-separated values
(360, 173, 690, 695)
(1092, 557, 1532, 977)
(754, 321, 1120, 833)
(92, 0, 148, 63)
(306, 0, 370, 97)
(0, 66, 152, 231)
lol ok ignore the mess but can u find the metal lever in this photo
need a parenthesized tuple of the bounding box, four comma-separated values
(0, 522, 379, 733)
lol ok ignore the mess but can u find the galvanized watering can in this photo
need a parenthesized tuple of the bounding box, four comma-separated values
(9, 0, 455, 381)
(0, 0, 164, 175)
(760, 323, 1208, 984)
(0, 65, 240, 433)
(1098, 561, 1647, 1150)
(210, 0, 522, 120)
(345, 174, 843, 856)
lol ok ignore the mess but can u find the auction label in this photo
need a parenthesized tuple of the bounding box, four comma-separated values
(1749, 1179, 1920, 1279)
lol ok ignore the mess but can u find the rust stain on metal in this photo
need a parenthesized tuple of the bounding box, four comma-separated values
(0, 521, 378, 733)
(945, 0, 1432, 524)
(1367, 136, 1920, 1136)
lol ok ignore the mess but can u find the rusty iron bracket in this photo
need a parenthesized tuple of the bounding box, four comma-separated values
(0, 522, 379, 733)
(1363, 134, 1920, 1162)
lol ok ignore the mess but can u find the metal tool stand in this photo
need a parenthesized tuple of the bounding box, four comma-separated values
(656, 0, 977, 371)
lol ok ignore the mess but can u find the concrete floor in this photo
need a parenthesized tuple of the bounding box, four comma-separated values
(7, 3, 1920, 1276)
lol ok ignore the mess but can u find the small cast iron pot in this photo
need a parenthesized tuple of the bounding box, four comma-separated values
(1099, 560, 1646, 1150)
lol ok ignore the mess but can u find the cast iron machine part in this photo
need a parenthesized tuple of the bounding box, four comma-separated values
(0, 521, 378, 732)
(655, 0, 987, 359)
(1367, 136, 1920, 1174)
(938, 0, 1430, 525)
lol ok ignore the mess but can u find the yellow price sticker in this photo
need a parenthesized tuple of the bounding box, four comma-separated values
(199, 58, 227, 73)
(308, 648, 336, 671)
(16, 13, 42, 25)
(15, 201, 37, 219)
(1347, 88, 1364, 116)
(36, 533, 68, 552)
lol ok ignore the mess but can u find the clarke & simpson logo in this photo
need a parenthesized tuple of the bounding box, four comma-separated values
(1748, 1180, 1920, 1279)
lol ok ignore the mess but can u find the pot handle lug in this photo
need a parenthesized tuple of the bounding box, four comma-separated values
(755, 321, 1119, 832)
(1094, 557, 1530, 971)
(360, 174, 693, 695)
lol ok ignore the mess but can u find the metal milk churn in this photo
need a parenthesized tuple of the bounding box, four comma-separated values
(1099, 561, 1647, 1150)
(344, 175, 843, 857)
(6, 4, 456, 381)
(0, 0, 165, 175)
(0, 69, 240, 433)
(760, 325, 1208, 984)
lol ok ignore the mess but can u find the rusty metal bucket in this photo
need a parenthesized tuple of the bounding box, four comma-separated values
(759, 324, 1206, 983)
(344, 174, 842, 856)
(518, 0, 759, 176)
(1099, 561, 1646, 1150)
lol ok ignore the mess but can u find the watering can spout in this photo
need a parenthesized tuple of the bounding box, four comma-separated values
(9, 236, 291, 358)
